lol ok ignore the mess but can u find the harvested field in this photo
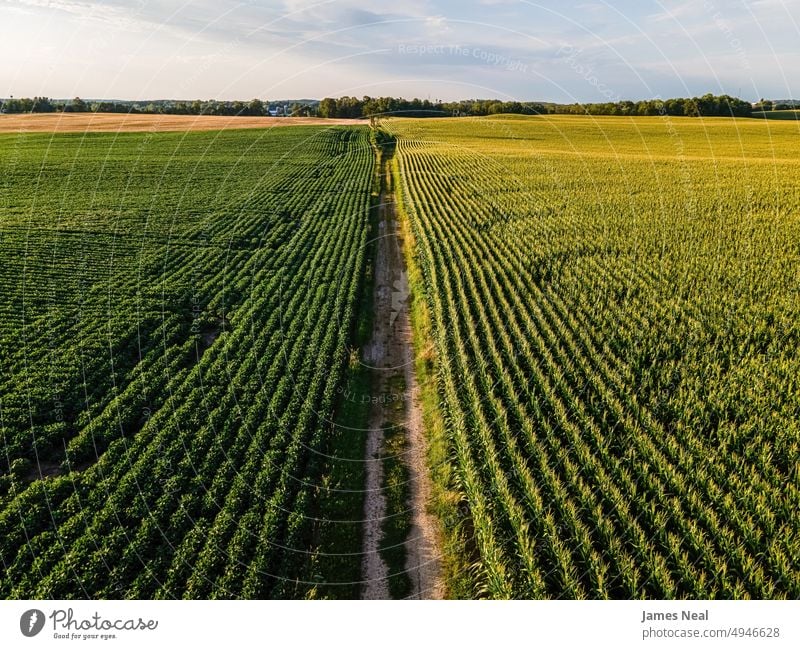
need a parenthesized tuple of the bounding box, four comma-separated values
(0, 112, 365, 133)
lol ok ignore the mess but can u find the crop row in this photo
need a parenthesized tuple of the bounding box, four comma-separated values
(0, 126, 374, 597)
(387, 116, 800, 598)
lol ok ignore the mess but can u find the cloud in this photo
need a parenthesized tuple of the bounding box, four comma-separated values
(0, 0, 796, 101)
(6, 0, 149, 29)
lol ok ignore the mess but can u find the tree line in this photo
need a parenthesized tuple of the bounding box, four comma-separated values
(0, 93, 766, 119)
(277, 94, 755, 118)
(545, 94, 753, 117)
(262, 93, 753, 119)
(0, 97, 314, 117)
(317, 96, 548, 118)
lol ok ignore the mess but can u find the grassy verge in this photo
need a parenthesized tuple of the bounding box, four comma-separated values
(301, 133, 383, 599)
(389, 141, 471, 599)
(305, 362, 371, 599)
(378, 376, 412, 599)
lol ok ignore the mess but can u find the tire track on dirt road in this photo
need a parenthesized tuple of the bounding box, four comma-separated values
(361, 137, 443, 600)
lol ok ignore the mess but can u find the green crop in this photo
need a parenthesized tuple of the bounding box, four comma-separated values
(386, 114, 800, 599)
(2, 113, 798, 600)
(0, 126, 373, 598)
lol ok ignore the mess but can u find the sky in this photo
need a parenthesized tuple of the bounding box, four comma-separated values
(1, 0, 798, 102)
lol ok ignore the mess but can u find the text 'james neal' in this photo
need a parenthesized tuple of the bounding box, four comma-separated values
(641, 610, 709, 623)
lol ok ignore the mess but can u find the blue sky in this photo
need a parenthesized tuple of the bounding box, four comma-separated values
(1, 0, 798, 102)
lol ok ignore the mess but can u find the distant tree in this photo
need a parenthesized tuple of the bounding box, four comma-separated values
(31, 96, 54, 113)
(683, 98, 700, 117)
(69, 97, 87, 113)
(317, 97, 338, 118)
(722, 95, 753, 117)
(247, 98, 265, 116)
(663, 98, 686, 116)
(337, 96, 363, 118)
(0, 97, 16, 113)
(290, 102, 312, 117)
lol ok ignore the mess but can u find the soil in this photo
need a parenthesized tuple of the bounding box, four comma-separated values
(361, 144, 443, 599)
(25, 460, 63, 481)
(0, 112, 367, 133)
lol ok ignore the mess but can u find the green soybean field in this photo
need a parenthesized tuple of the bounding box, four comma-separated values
(0, 126, 373, 598)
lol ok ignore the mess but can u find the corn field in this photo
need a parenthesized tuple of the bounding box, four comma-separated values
(386, 115, 800, 598)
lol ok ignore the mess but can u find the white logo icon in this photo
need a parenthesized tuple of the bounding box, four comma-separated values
(20, 609, 45, 637)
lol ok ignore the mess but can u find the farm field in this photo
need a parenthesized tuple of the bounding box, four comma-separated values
(752, 110, 800, 121)
(0, 112, 365, 133)
(386, 115, 800, 598)
(0, 125, 374, 597)
(2, 113, 799, 601)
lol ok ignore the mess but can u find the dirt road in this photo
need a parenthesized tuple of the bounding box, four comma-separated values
(361, 141, 443, 599)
